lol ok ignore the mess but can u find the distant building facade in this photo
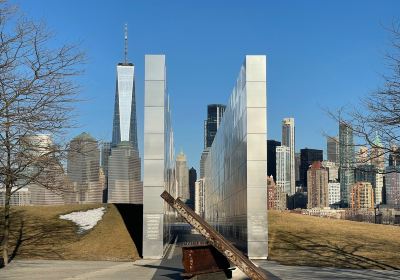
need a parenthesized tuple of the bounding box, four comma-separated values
(355, 164, 383, 205)
(67, 132, 102, 204)
(327, 136, 339, 165)
(282, 118, 295, 194)
(176, 151, 189, 202)
(385, 166, 400, 209)
(100, 142, 111, 202)
(204, 104, 226, 148)
(350, 182, 374, 209)
(267, 176, 286, 210)
(328, 182, 341, 206)
(339, 122, 355, 206)
(300, 148, 323, 190)
(195, 179, 205, 217)
(276, 146, 291, 195)
(307, 161, 329, 208)
(0, 187, 31, 206)
(108, 142, 142, 204)
(188, 167, 197, 209)
(267, 140, 281, 179)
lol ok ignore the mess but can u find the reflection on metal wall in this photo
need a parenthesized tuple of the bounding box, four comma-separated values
(204, 56, 268, 259)
(143, 55, 176, 259)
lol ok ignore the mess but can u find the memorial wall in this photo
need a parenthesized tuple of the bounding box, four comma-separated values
(204, 55, 268, 259)
(143, 55, 176, 259)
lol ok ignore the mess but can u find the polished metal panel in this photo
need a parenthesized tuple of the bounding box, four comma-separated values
(204, 55, 267, 259)
(143, 55, 176, 259)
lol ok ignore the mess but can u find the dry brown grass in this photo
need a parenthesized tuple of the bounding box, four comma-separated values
(268, 210, 400, 269)
(0, 204, 140, 261)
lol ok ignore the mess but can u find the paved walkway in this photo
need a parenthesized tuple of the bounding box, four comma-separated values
(2, 233, 400, 280)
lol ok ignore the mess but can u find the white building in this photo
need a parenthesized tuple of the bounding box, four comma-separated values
(322, 161, 339, 182)
(194, 179, 205, 217)
(282, 118, 295, 195)
(0, 187, 31, 206)
(328, 182, 341, 206)
(176, 151, 189, 202)
(276, 146, 291, 195)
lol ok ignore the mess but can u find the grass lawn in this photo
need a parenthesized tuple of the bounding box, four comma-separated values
(1, 206, 399, 269)
(268, 210, 400, 269)
(0, 204, 140, 261)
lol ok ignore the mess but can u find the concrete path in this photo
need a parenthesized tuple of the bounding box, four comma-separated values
(2, 232, 400, 280)
(2, 258, 400, 279)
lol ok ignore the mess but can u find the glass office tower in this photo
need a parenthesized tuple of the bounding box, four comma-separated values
(204, 55, 268, 259)
(112, 63, 138, 150)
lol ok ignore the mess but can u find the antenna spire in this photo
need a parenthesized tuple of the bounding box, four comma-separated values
(124, 23, 128, 63)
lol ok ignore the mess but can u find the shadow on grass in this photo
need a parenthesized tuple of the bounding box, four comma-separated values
(114, 204, 143, 257)
(0, 208, 78, 266)
(270, 230, 399, 270)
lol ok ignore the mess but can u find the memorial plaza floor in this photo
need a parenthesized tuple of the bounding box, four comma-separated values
(1, 233, 400, 279)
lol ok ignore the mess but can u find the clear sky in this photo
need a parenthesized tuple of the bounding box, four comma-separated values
(15, 0, 400, 171)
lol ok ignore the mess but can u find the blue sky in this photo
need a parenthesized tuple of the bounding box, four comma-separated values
(15, 0, 400, 170)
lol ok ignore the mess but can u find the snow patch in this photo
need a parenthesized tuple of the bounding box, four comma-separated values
(59, 207, 106, 233)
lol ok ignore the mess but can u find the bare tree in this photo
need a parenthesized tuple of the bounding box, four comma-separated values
(0, 1, 84, 265)
(331, 23, 400, 169)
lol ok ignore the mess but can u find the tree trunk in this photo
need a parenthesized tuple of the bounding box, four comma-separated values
(1, 186, 11, 266)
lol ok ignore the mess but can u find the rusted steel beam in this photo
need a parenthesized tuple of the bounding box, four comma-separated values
(161, 191, 268, 280)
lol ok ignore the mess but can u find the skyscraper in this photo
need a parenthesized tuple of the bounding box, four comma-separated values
(327, 136, 339, 165)
(267, 140, 281, 179)
(282, 118, 295, 194)
(176, 151, 189, 202)
(188, 167, 197, 209)
(385, 166, 400, 209)
(389, 145, 400, 167)
(350, 182, 374, 209)
(339, 121, 355, 206)
(112, 25, 138, 150)
(204, 104, 226, 148)
(299, 148, 323, 190)
(107, 26, 142, 204)
(108, 141, 142, 204)
(276, 146, 291, 194)
(307, 161, 329, 209)
(67, 132, 102, 204)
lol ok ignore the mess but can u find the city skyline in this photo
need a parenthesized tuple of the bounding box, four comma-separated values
(15, 0, 400, 170)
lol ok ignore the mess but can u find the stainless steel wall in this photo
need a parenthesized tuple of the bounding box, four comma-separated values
(204, 55, 268, 259)
(143, 55, 176, 259)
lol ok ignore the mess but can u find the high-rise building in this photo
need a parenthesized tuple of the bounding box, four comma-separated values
(295, 152, 301, 186)
(199, 148, 210, 179)
(356, 146, 369, 166)
(389, 145, 400, 167)
(204, 104, 226, 148)
(112, 26, 138, 150)
(195, 179, 205, 217)
(108, 27, 141, 205)
(282, 118, 295, 194)
(355, 164, 383, 205)
(350, 182, 374, 209)
(276, 146, 291, 194)
(385, 166, 400, 209)
(299, 148, 323, 190)
(307, 161, 329, 208)
(322, 161, 339, 182)
(108, 141, 142, 204)
(267, 140, 281, 179)
(327, 136, 339, 165)
(188, 167, 197, 209)
(328, 182, 341, 206)
(67, 132, 102, 204)
(339, 121, 355, 206)
(23, 134, 65, 205)
(267, 176, 286, 210)
(371, 134, 385, 170)
(176, 151, 189, 203)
